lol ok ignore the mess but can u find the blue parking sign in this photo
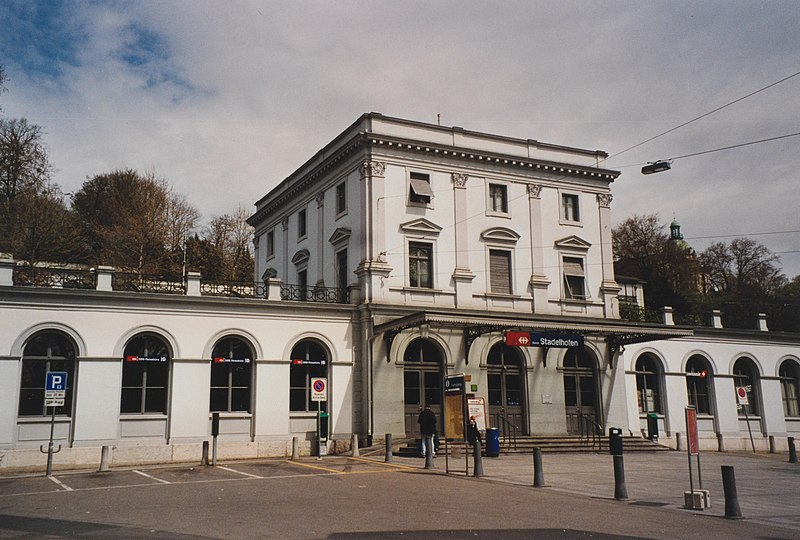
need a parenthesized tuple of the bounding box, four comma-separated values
(45, 372, 68, 392)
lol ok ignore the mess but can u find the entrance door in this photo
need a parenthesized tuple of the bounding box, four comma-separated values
(487, 342, 526, 433)
(563, 348, 598, 435)
(403, 338, 443, 436)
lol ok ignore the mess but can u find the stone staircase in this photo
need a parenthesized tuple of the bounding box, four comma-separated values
(391, 435, 670, 457)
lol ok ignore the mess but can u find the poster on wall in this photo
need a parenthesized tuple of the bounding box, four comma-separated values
(467, 397, 487, 432)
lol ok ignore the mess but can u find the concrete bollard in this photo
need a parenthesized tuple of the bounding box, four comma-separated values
(613, 455, 628, 500)
(385, 433, 393, 463)
(99, 445, 111, 472)
(472, 440, 484, 477)
(533, 447, 545, 487)
(676, 432, 684, 451)
(789, 437, 797, 464)
(721, 465, 743, 518)
(201, 441, 210, 466)
(352, 433, 359, 457)
(291, 436, 299, 460)
(424, 435, 434, 469)
(769, 435, 777, 454)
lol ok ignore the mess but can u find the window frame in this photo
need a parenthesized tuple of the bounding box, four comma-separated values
(488, 248, 513, 295)
(120, 334, 171, 415)
(297, 207, 307, 240)
(266, 229, 275, 259)
(560, 192, 581, 225)
(488, 182, 509, 215)
(561, 255, 587, 300)
(18, 331, 77, 418)
(635, 355, 663, 414)
(335, 181, 347, 216)
(289, 340, 329, 413)
(780, 359, 800, 417)
(408, 240, 434, 289)
(210, 337, 254, 413)
(685, 356, 713, 415)
(408, 170, 434, 206)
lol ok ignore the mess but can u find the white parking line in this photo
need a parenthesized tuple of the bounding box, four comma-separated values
(217, 466, 263, 479)
(48, 476, 73, 491)
(133, 469, 171, 484)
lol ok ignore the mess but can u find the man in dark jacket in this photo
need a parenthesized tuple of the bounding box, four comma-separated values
(418, 404, 437, 458)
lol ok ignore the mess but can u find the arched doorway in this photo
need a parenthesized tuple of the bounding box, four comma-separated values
(487, 342, 526, 434)
(403, 338, 443, 436)
(563, 347, 599, 435)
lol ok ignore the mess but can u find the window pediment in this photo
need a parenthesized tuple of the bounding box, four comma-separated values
(480, 227, 520, 245)
(291, 249, 310, 265)
(399, 218, 442, 236)
(329, 227, 351, 246)
(555, 235, 591, 251)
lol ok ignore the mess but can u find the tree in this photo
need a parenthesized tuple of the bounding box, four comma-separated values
(0, 118, 54, 254)
(72, 169, 199, 275)
(189, 207, 254, 281)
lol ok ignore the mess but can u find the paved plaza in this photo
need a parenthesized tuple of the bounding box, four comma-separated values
(0, 448, 798, 539)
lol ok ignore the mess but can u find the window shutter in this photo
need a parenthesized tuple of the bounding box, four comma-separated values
(489, 250, 511, 294)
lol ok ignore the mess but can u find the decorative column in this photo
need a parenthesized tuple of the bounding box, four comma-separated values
(356, 160, 392, 302)
(451, 173, 475, 307)
(281, 216, 289, 280)
(597, 193, 620, 318)
(527, 184, 550, 312)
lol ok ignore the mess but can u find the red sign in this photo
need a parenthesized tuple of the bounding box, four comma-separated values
(505, 331, 531, 347)
(686, 407, 699, 456)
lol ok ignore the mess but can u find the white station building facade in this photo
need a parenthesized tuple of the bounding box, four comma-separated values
(1, 113, 798, 470)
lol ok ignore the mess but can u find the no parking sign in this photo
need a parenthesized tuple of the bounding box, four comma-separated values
(311, 377, 327, 402)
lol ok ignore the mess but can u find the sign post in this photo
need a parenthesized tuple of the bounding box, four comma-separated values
(41, 371, 67, 476)
(736, 386, 756, 453)
(684, 406, 710, 509)
(311, 377, 328, 458)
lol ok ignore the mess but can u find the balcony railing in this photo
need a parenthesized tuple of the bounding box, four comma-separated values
(12, 265, 96, 290)
(280, 283, 350, 304)
(200, 281, 267, 298)
(112, 272, 186, 294)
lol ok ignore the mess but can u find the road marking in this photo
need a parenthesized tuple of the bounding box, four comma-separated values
(287, 461, 344, 474)
(48, 476, 73, 491)
(133, 469, 171, 484)
(217, 466, 263, 479)
(346, 456, 417, 470)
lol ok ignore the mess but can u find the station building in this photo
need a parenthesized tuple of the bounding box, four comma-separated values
(1, 113, 798, 470)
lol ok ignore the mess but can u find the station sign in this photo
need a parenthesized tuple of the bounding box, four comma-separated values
(126, 355, 167, 362)
(506, 331, 584, 349)
(311, 377, 327, 402)
(214, 357, 251, 364)
(293, 359, 326, 366)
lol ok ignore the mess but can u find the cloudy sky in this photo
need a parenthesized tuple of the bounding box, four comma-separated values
(2, 0, 799, 277)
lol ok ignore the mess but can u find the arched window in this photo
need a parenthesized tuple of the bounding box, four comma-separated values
(779, 360, 800, 417)
(685, 355, 712, 414)
(635, 354, 663, 414)
(18, 331, 77, 417)
(121, 334, 171, 414)
(733, 357, 760, 417)
(289, 340, 328, 412)
(211, 337, 254, 413)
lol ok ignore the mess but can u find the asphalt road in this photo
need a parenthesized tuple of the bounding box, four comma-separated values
(0, 453, 798, 539)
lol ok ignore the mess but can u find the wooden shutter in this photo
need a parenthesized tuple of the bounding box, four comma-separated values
(489, 250, 511, 294)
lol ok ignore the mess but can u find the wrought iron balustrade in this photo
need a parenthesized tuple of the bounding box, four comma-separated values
(200, 281, 266, 298)
(112, 272, 185, 294)
(12, 265, 96, 290)
(279, 283, 350, 304)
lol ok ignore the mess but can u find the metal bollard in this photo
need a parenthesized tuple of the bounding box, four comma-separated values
(385, 433, 393, 463)
(472, 440, 484, 477)
(676, 432, 684, 452)
(352, 433, 359, 457)
(533, 447, 545, 487)
(789, 437, 797, 464)
(201, 441, 210, 466)
(613, 454, 628, 500)
(99, 445, 111, 472)
(769, 435, 777, 454)
(291, 436, 299, 460)
(424, 435, 434, 469)
(721, 465, 742, 518)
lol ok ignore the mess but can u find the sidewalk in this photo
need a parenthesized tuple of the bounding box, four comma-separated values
(386, 449, 800, 533)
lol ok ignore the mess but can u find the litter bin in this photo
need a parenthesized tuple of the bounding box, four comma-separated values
(646, 413, 659, 442)
(609, 427, 623, 456)
(485, 427, 500, 457)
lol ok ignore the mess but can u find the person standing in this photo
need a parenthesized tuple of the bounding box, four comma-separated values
(418, 404, 437, 458)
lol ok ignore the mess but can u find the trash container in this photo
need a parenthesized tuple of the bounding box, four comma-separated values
(609, 427, 623, 456)
(647, 413, 659, 442)
(485, 427, 500, 457)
